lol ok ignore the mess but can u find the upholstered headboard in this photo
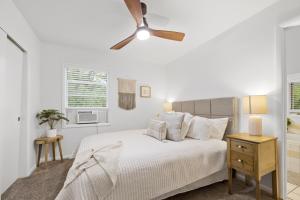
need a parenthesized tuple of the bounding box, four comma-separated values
(172, 97, 239, 135)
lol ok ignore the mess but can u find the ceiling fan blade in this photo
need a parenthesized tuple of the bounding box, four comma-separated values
(150, 29, 185, 41)
(124, 0, 143, 26)
(110, 34, 136, 50)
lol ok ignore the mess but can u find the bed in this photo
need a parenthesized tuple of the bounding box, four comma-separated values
(56, 97, 239, 200)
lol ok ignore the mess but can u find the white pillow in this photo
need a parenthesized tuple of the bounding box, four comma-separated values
(209, 118, 229, 140)
(146, 119, 167, 141)
(180, 113, 194, 138)
(187, 116, 210, 140)
(159, 112, 185, 141)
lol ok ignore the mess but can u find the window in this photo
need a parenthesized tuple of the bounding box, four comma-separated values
(65, 68, 108, 108)
(290, 82, 300, 111)
(63, 67, 109, 127)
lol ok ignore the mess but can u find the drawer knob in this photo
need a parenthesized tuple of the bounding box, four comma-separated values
(237, 145, 246, 149)
(237, 159, 243, 163)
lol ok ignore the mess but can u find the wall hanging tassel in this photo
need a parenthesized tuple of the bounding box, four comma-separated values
(118, 78, 136, 110)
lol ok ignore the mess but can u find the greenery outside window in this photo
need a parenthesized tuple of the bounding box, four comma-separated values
(290, 82, 300, 112)
(65, 68, 108, 108)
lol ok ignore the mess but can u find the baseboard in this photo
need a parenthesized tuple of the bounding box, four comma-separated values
(260, 183, 273, 194)
(27, 165, 36, 176)
(28, 153, 75, 176)
(38, 153, 75, 162)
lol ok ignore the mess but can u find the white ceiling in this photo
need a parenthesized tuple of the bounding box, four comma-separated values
(13, 0, 279, 66)
(280, 14, 300, 28)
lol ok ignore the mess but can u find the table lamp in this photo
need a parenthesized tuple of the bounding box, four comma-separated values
(243, 95, 268, 136)
(163, 102, 173, 112)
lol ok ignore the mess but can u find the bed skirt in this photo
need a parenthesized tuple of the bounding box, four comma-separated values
(153, 168, 228, 200)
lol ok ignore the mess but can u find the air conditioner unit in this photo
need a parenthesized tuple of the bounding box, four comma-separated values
(76, 110, 98, 124)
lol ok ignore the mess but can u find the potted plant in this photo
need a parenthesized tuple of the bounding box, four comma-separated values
(36, 109, 69, 137)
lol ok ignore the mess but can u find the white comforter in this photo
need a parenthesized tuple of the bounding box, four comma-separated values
(56, 129, 227, 200)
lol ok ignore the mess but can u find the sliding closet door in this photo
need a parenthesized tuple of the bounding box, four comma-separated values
(0, 28, 7, 194)
(1, 35, 24, 193)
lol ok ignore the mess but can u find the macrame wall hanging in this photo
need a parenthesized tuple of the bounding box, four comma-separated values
(118, 78, 136, 110)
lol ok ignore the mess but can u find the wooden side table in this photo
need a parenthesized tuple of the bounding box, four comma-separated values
(35, 135, 64, 167)
(227, 133, 279, 200)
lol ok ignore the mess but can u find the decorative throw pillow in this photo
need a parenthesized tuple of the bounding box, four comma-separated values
(187, 116, 210, 140)
(159, 112, 185, 141)
(209, 118, 229, 140)
(180, 113, 194, 138)
(146, 119, 167, 141)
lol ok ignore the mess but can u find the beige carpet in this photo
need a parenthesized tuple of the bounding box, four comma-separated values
(2, 159, 274, 200)
(2, 160, 73, 200)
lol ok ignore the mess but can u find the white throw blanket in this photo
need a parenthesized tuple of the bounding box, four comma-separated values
(56, 129, 227, 200)
(56, 141, 123, 200)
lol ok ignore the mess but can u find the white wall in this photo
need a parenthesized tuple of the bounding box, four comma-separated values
(286, 26, 300, 75)
(40, 43, 167, 157)
(165, 0, 300, 197)
(0, 0, 41, 193)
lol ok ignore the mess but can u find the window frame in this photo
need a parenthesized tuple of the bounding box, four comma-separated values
(62, 65, 110, 128)
(63, 65, 109, 110)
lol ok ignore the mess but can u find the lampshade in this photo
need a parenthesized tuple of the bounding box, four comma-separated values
(163, 102, 173, 112)
(243, 95, 268, 114)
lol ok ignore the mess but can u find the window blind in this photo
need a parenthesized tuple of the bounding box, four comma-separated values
(290, 82, 300, 110)
(66, 68, 108, 108)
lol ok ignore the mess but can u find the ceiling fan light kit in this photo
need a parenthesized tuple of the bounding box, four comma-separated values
(110, 0, 185, 50)
(136, 28, 150, 40)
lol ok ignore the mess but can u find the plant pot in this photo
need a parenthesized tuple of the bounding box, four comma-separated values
(47, 129, 57, 137)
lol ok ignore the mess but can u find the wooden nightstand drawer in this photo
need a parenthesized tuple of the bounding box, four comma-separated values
(231, 151, 254, 175)
(231, 140, 254, 156)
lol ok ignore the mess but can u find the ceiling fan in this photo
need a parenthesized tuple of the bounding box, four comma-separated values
(110, 0, 185, 50)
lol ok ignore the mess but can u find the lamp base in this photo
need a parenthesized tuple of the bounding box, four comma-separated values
(249, 116, 262, 136)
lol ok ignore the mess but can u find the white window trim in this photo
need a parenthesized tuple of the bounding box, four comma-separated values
(64, 122, 111, 129)
(62, 64, 110, 128)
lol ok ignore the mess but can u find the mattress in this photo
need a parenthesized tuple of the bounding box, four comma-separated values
(56, 129, 227, 200)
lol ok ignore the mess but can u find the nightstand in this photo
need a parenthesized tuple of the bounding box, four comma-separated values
(35, 135, 64, 167)
(227, 133, 279, 200)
